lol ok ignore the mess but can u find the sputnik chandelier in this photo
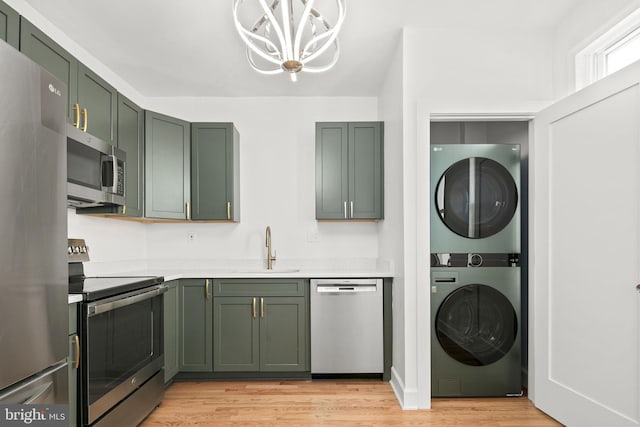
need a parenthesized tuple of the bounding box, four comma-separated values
(232, 0, 346, 82)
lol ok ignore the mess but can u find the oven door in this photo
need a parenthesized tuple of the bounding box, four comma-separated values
(82, 284, 166, 425)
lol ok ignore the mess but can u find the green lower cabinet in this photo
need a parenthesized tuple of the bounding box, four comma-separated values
(212, 279, 308, 373)
(259, 297, 307, 372)
(178, 279, 213, 371)
(163, 281, 180, 382)
(213, 297, 259, 371)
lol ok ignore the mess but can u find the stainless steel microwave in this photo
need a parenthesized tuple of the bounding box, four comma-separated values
(67, 124, 125, 208)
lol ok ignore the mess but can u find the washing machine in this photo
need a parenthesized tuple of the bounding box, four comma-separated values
(430, 144, 520, 254)
(431, 263, 521, 397)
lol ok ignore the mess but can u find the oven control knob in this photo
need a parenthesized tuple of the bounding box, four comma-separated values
(73, 246, 81, 254)
(67, 246, 73, 254)
(469, 253, 483, 267)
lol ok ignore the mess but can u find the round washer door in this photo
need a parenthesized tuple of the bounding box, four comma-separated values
(435, 284, 517, 366)
(435, 157, 518, 239)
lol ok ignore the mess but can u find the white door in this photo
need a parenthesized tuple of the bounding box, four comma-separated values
(532, 60, 640, 426)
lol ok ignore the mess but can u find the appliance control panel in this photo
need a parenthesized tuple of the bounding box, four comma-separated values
(68, 238, 90, 263)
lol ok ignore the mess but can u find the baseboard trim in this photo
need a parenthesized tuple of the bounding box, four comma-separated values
(389, 366, 420, 410)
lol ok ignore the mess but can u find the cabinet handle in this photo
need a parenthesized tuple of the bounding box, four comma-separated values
(252, 298, 257, 318)
(81, 108, 88, 132)
(260, 297, 265, 319)
(73, 335, 80, 369)
(343, 201, 348, 219)
(186, 202, 191, 220)
(73, 103, 80, 128)
(226, 202, 231, 220)
(350, 201, 354, 218)
(205, 279, 210, 300)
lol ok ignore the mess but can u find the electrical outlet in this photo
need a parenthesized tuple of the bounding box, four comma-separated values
(187, 232, 196, 242)
(307, 231, 320, 243)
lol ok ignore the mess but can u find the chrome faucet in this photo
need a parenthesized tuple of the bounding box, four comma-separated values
(265, 226, 276, 270)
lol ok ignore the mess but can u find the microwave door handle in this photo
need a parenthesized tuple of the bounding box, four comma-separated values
(110, 154, 119, 191)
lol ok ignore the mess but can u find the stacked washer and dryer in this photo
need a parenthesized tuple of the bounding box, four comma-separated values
(430, 143, 522, 397)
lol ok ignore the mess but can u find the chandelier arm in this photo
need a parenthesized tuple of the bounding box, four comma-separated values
(300, 0, 345, 63)
(293, 0, 316, 61)
(280, 0, 295, 60)
(236, 24, 284, 65)
(250, 0, 279, 32)
(257, 0, 288, 58)
(301, 41, 340, 73)
(300, 28, 339, 63)
(247, 48, 285, 74)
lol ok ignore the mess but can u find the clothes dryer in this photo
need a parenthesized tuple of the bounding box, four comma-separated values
(430, 144, 520, 254)
(431, 265, 521, 397)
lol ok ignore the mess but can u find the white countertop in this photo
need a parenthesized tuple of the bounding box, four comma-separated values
(79, 258, 394, 283)
(104, 268, 393, 282)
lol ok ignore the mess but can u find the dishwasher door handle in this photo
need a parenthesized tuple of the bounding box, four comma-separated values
(316, 285, 378, 293)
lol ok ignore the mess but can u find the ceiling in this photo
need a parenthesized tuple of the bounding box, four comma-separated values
(21, 0, 582, 97)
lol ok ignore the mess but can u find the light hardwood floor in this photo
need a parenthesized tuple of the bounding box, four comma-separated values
(140, 380, 562, 426)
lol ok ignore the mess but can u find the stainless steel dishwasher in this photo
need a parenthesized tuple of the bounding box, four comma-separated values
(310, 278, 383, 374)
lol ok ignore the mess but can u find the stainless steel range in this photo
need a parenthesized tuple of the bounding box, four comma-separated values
(68, 239, 166, 426)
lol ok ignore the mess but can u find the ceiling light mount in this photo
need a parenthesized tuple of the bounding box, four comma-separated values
(232, 0, 346, 82)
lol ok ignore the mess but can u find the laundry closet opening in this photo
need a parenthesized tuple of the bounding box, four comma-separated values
(429, 119, 530, 396)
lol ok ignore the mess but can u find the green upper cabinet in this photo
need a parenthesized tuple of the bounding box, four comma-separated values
(116, 94, 144, 217)
(0, 1, 19, 49)
(145, 111, 191, 220)
(77, 63, 117, 145)
(212, 279, 308, 373)
(178, 279, 213, 372)
(191, 123, 240, 221)
(316, 122, 384, 220)
(19, 18, 117, 145)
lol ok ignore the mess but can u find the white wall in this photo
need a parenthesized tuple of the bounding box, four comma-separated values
(376, 35, 407, 405)
(69, 97, 381, 270)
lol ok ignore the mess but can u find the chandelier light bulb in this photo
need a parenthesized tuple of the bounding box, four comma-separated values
(232, 0, 346, 81)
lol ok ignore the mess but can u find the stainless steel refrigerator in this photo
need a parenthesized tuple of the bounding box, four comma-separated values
(0, 39, 68, 405)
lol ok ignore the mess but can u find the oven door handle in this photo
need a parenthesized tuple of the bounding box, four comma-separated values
(87, 284, 168, 317)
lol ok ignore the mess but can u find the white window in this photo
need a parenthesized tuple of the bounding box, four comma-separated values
(576, 8, 640, 90)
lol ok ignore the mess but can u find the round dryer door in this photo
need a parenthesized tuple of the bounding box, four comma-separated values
(435, 157, 518, 239)
(435, 284, 517, 366)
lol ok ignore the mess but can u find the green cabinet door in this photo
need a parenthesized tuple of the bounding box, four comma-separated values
(0, 1, 19, 49)
(20, 18, 78, 122)
(315, 122, 349, 219)
(178, 279, 212, 372)
(349, 122, 384, 219)
(213, 297, 260, 372)
(191, 123, 240, 221)
(117, 94, 144, 216)
(259, 297, 307, 372)
(145, 111, 191, 219)
(163, 281, 180, 382)
(77, 63, 117, 145)
(316, 122, 384, 220)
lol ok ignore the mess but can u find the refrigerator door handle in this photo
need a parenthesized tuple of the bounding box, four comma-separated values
(23, 382, 53, 404)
